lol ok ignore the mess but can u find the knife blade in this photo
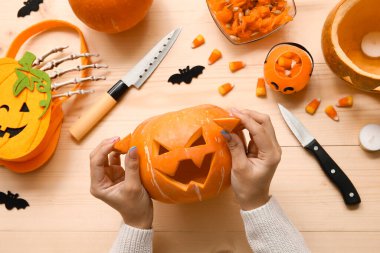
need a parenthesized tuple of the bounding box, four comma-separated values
(278, 103, 361, 205)
(69, 28, 182, 141)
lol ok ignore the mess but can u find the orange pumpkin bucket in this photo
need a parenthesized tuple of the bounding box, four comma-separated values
(114, 105, 244, 204)
(264, 42, 314, 94)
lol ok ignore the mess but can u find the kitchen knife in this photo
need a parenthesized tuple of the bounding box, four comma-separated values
(69, 28, 182, 141)
(278, 103, 361, 205)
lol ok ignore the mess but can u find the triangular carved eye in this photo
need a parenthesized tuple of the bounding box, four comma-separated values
(190, 135, 206, 147)
(155, 140, 171, 155)
(20, 102, 29, 112)
(159, 144, 170, 155)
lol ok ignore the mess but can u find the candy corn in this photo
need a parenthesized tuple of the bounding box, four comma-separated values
(293, 54, 301, 64)
(256, 78, 267, 97)
(285, 52, 301, 64)
(277, 56, 292, 69)
(229, 61, 245, 72)
(275, 52, 302, 77)
(305, 98, 321, 115)
(275, 63, 286, 73)
(290, 64, 302, 77)
(218, 83, 234, 96)
(282, 52, 295, 59)
(191, 34, 205, 49)
(325, 105, 339, 121)
(336, 95, 353, 107)
(208, 49, 222, 65)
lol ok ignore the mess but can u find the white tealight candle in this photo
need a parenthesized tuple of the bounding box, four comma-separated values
(359, 124, 380, 152)
(361, 31, 380, 58)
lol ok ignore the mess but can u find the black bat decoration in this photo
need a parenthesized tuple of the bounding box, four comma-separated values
(168, 65, 205, 84)
(17, 0, 44, 18)
(0, 191, 29, 210)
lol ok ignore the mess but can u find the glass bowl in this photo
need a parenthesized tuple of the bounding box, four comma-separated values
(206, 0, 297, 45)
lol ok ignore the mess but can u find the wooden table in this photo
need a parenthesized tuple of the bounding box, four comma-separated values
(1, 0, 379, 252)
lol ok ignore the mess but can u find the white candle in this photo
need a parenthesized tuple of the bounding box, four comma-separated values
(359, 124, 380, 152)
(361, 31, 380, 58)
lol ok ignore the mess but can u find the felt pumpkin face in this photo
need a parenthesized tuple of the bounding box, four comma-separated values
(0, 53, 52, 161)
(114, 105, 243, 204)
(0, 20, 92, 173)
(264, 42, 314, 94)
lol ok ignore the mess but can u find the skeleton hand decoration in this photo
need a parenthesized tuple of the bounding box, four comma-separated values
(33, 46, 108, 98)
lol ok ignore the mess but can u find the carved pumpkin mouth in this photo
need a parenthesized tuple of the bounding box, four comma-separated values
(0, 125, 27, 138)
(156, 153, 214, 187)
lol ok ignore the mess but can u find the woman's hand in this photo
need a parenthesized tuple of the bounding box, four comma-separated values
(89, 137, 153, 229)
(222, 109, 282, 211)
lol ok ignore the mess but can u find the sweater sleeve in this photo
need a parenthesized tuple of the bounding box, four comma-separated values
(240, 197, 310, 253)
(109, 224, 153, 253)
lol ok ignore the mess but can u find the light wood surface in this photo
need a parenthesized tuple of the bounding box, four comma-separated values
(1, 0, 380, 252)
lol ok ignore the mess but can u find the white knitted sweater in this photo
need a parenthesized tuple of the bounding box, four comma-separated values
(110, 197, 310, 253)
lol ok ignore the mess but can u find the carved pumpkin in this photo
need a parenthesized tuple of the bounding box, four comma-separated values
(0, 20, 91, 173)
(114, 105, 243, 204)
(322, 0, 380, 93)
(264, 43, 314, 94)
(68, 0, 154, 33)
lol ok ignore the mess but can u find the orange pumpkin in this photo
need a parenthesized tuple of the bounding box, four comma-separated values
(68, 0, 154, 33)
(264, 43, 314, 94)
(0, 20, 91, 173)
(114, 105, 243, 203)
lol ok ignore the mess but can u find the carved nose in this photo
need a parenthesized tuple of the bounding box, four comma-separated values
(0, 105, 10, 112)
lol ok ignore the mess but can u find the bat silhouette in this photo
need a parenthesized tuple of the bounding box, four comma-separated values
(0, 191, 29, 210)
(17, 0, 44, 18)
(168, 65, 205, 84)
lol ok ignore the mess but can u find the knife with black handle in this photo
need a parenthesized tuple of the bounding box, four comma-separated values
(305, 139, 361, 205)
(278, 104, 361, 205)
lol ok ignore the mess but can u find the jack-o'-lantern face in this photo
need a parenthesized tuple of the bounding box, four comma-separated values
(264, 43, 314, 94)
(115, 105, 243, 203)
(153, 127, 216, 189)
(0, 53, 52, 161)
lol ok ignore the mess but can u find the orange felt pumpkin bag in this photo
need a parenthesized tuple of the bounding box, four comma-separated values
(114, 104, 244, 204)
(0, 20, 92, 173)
